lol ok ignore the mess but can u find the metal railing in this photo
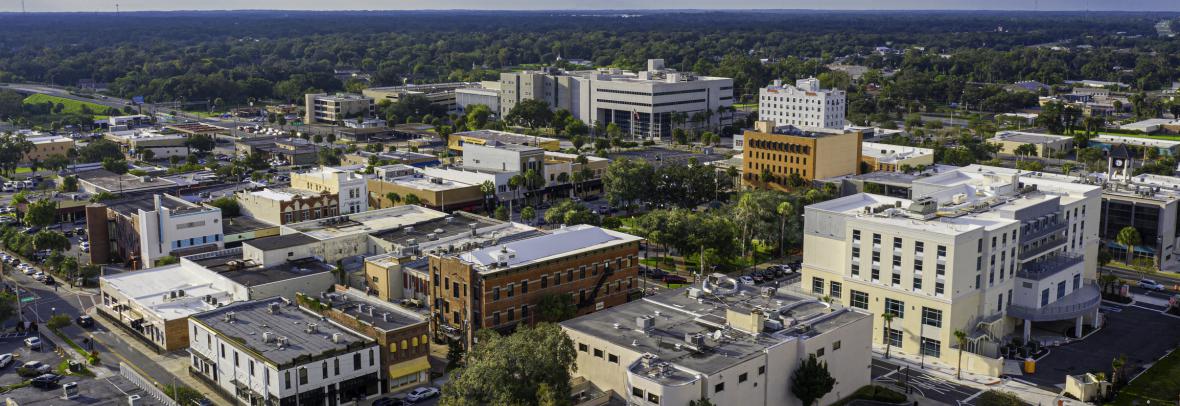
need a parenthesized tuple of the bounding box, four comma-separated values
(119, 362, 180, 406)
(1016, 254, 1084, 281)
(1006, 283, 1101, 322)
(1021, 221, 1067, 243)
(1019, 238, 1067, 260)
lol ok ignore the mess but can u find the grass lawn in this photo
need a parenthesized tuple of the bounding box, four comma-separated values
(1112, 348, 1180, 405)
(22, 93, 112, 119)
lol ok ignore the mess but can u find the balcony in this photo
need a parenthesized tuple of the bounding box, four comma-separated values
(1016, 254, 1084, 281)
(1021, 221, 1067, 243)
(1007, 282, 1100, 322)
(1019, 238, 1067, 261)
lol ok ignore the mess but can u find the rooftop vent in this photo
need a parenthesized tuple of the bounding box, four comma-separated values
(223, 312, 236, 322)
(267, 302, 281, 314)
(262, 332, 274, 343)
(306, 323, 318, 334)
(636, 315, 655, 331)
(331, 333, 343, 343)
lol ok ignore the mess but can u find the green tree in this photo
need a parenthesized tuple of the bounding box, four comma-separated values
(1115, 226, 1141, 265)
(185, 134, 216, 154)
(403, 194, 422, 206)
(77, 139, 123, 163)
(32, 231, 69, 251)
(0, 292, 15, 325)
(493, 205, 509, 221)
(208, 197, 241, 217)
(505, 99, 554, 131)
(59, 175, 78, 192)
(521, 206, 536, 224)
(976, 390, 1026, 406)
(385, 192, 402, 208)
(689, 397, 717, 406)
(446, 338, 465, 371)
(881, 312, 896, 359)
(47, 314, 71, 330)
(536, 293, 576, 322)
(954, 329, 968, 380)
(24, 199, 58, 228)
(156, 256, 181, 266)
(440, 323, 576, 406)
(791, 354, 837, 406)
(102, 158, 129, 174)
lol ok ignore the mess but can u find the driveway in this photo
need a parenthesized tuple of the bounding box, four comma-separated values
(1022, 304, 1180, 387)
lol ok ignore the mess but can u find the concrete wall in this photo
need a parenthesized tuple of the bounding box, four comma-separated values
(250, 272, 337, 301)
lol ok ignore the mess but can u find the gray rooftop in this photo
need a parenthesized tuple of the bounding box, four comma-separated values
(223, 216, 277, 235)
(77, 169, 178, 194)
(245, 234, 319, 251)
(561, 280, 869, 382)
(191, 252, 333, 287)
(193, 298, 373, 367)
(992, 131, 1072, 145)
(319, 289, 425, 332)
(373, 213, 503, 247)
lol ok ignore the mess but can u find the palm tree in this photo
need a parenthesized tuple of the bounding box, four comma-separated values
(1115, 226, 1141, 266)
(508, 174, 523, 217)
(777, 201, 794, 259)
(882, 312, 896, 359)
(954, 329, 967, 380)
(1014, 143, 1038, 161)
(385, 192, 402, 208)
(571, 170, 585, 198)
(479, 180, 496, 212)
(1111, 355, 1126, 388)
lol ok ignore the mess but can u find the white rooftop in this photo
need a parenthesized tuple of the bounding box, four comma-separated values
(101, 263, 242, 320)
(283, 205, 449, 240)
(459, 225, 641, 273)
(1094, 134, 1180, 148)
(861, 141, 933, 163)
(1118, 118, 1176, 132)
(27, 135, 72, 144)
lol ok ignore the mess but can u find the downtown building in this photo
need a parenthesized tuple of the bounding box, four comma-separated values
(801, 165, 1102, 376)
(500, 59, 733, 140)
(758, 78, 846, 131)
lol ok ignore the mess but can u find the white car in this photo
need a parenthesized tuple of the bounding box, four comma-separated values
(21, 360, 51, 373)
(738, 276, 756, 286)
(32, 272, 45, 281)
(24, 337, 42, 350)
(0, 353, 12, 368)
(405, 387, 439, 402)
(22, 267, 36, 275)
(1138, 279, 1167, 291)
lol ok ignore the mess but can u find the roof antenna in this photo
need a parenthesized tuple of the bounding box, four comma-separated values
(21, 0, 25, 13)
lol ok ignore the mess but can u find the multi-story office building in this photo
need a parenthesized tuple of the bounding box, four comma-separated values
(802, 165, 1102, 376)
(236, 188, 340, 225)
(291, 166, 370, 215)
(461, 141, 545, 174)
(363, 82, 478, 114)
(758, 78, 846, 131)
(500, 59, 733, 139)
(561, 274, 872, 406)
(448, 129, 561, 153)
(188, 298, 382, 405)
(428, 225, 642, 347)
(454, 81, 501, 114)
(741, 120, 862, 190)
(989, 131, 1074, 158)
(24, 135, 74, 163)
(86, 194, 224, 269)
(304, 93, 376, 125)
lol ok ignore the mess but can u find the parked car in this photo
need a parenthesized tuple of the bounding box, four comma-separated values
(662, 275, 688, 284)
(405, 387, 440, 402)
(738, 275, 756, 286)
(639, 267, 668, 279)
(1138, 279, 1166, 291)
(76, 315, 94, 328)
(24, 337, 42, 350)
(0, 353, 12, 368)
(43, 275, 54, 285)
(30, 373, 62, 389)
(21, 361, 51, 373)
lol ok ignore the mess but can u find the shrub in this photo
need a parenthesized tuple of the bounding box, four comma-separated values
(977, 390, 1027, 406)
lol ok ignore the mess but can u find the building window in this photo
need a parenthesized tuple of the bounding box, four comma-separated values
(812, 277, 824, 294)
(593, 348, 603, 358)
(284, 371, 290, 389)
(817, 348, 825, 357)
(233, 351, 239, 367)
(322, 361, 328, 379)
(714, 382, 725, 393)
(921, 338, 942, 358)
(541, 275, 548, 288)
(1041, 289, 1050, 306)
(830, 282, 842, 298)
(578, 343, 588, 352)
(851, 291, 869, 310)
(759, 365, 766, 375)
(608, 354, 619, 364)
(884, 328, 903, 347)
(913, 276, 923, 291)
(354, 353, 361, 370)
(632, 388, 644, 398)
(885, 298, 905, 319)
(522, 280, 529, 294)
(648, 393, 660, 403)
(921, 307, 942, 328)
(935, 282, 945, 295)
(739, 373, 748, 383)
(298, 367, 308, 385)
(833, 340, 842, 351)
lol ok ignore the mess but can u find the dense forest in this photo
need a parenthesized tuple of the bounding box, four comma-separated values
(0, 11, 1177, 113)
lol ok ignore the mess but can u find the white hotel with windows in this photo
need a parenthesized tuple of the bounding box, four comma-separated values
(758, 78, 846, 131)
(802, 165, 1102, 376)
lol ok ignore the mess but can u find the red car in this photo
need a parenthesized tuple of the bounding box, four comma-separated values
(662, 275, 688, 284)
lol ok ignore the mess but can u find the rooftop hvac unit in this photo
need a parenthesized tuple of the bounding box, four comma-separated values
(331, 333, 343, 343)
(267, 303, 281, 314)
(636, 315, 654, 331)
(306, 323, 318, 334)
(262, 332, 274, 343)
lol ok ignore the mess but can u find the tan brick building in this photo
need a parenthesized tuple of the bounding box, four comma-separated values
(741, 120, 862, 190)
(428, 225, 642, 347)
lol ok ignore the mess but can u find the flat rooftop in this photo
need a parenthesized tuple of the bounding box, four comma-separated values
(321, 288, 425, 331)
(244, 234, 319, 251)
(103, 193, 207, 217)
(861, 142, 934, 163)
(78, 169, 178, 194)
(991, 131, 1072, 145)
(453, 130, 557, 145)
(248, 187, 326, 202)
(1093, 133, 1180, 148)
(373, 213, 503, 247)
(458, 225, 641, 274)
(223, 215, 278, 235)
(284, 205, 449, 241)
(190, 251, 333, 287)
(562, 280, 868, 384)
(193, 298, 372, 366)
(101, 264, 236, 321)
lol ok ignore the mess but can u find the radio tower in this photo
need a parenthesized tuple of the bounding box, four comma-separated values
(21, 0, 26, 13)
(115, 2, 120, 16)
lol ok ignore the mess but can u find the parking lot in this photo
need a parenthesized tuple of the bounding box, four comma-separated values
(0, 329, 63, 388)
(1021, 304, 1180, 388)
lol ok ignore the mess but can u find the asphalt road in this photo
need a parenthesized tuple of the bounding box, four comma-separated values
(871, 358, 983, 405)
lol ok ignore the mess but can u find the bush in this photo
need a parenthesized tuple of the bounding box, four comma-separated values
(977, 390, 1027, 406)
(834, 385, 907, 406)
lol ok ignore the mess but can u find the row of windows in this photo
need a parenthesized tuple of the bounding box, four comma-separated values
(487, 257, 633, 301)
(760, 95, 844, 105)
(847, 290, 943, 329)
(171, 234, 221, 249)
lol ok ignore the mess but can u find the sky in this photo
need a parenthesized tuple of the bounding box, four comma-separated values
(3, 0, 1179, 12)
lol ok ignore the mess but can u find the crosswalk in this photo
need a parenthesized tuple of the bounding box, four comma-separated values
(872, 361, 982, 405)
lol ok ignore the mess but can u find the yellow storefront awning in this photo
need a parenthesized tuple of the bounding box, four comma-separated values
(388, 356, 431, 379)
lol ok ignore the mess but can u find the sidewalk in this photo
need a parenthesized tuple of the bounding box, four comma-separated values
(40, 324, 116, 379)
(870, 345, 1083, 406)
(88, 307, 236, 406)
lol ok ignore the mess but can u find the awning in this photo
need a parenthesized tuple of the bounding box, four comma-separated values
(387, 356, 430, 379)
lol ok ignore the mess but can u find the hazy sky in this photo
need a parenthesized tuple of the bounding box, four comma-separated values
(3, 0, 1179, 12)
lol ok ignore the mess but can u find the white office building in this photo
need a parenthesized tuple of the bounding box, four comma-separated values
(138, 194, 224, 268)
(189, 298, 382, 406)
(500, 59, 733, 139)
(802, 165, 1101, 377)
(758, 78, 846, 131)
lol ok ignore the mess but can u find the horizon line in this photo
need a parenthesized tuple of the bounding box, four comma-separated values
(0, 8, 1176, 13)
